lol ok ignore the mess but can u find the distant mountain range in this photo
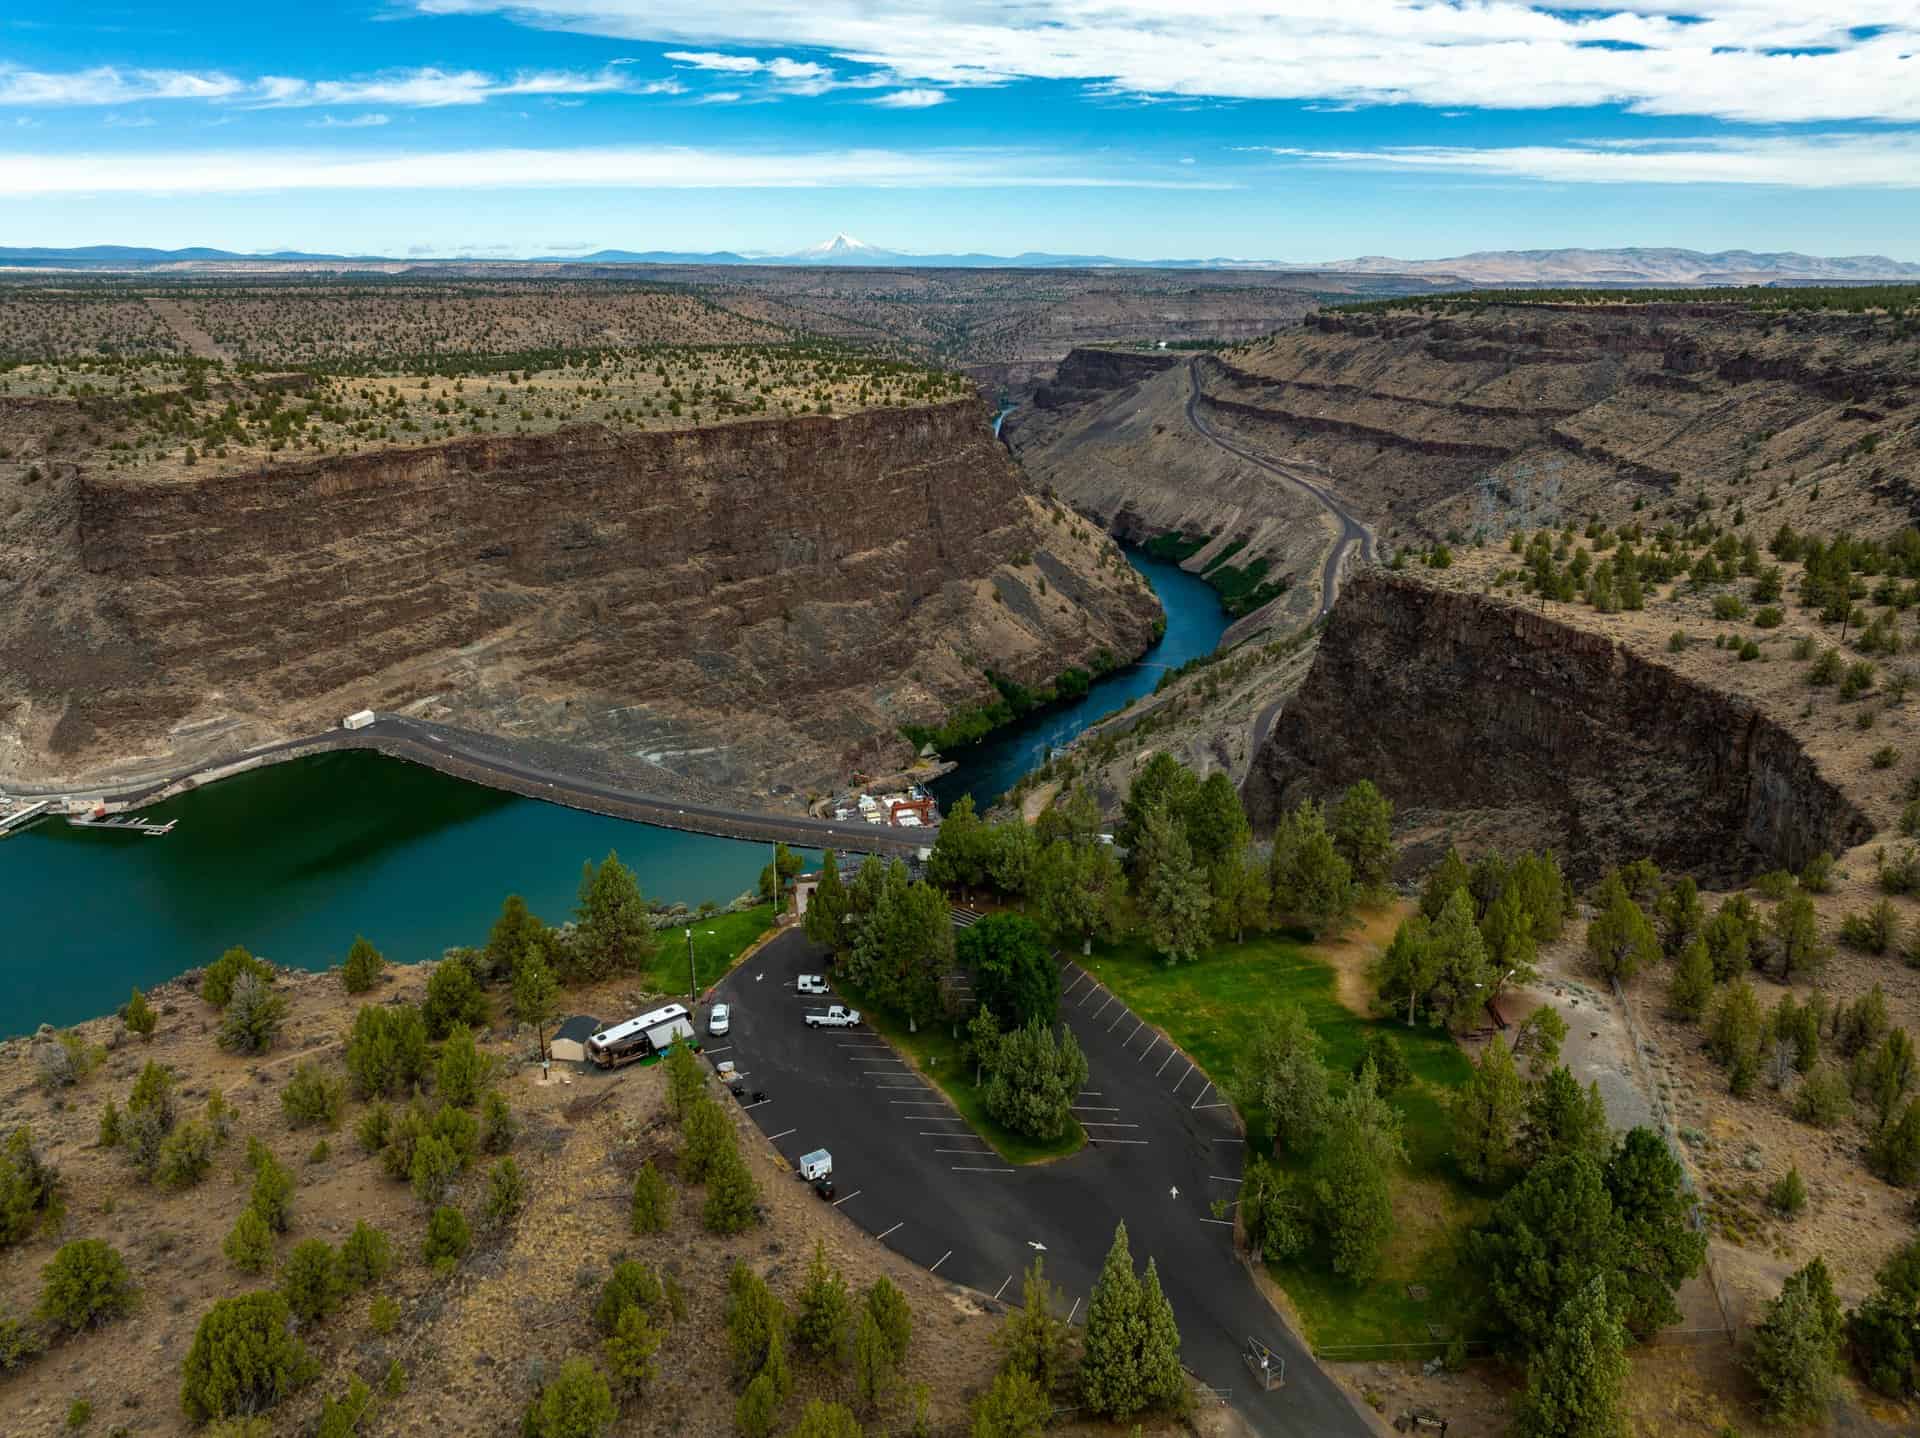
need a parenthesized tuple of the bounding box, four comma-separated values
(3, 238, 1917, 285)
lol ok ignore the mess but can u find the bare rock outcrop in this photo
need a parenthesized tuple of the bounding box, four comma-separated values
(1243, 570, 1871, 882)
(1, 399, 1160, 798)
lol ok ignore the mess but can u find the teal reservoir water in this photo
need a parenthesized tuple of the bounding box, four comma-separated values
(1, 751, 808, 1032)
(1, 548, 1221, 1031)
(929, 549, 1231, 814)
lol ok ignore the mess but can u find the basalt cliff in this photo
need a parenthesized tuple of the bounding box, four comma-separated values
(0, 399, 1159, 800)
(1243, 570, 1872, 884)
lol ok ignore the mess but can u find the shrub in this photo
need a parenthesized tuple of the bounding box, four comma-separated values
(480, 1090, 517, 1153)
(422, 1206, 469, 1275)
(344, 1005, 430, 1099)
(793, 1240, 853, 1366)
(154, 1120, 215, 1189)
(725, 1261, 788, 1382)
(0, 1314, 46, 1372)
(435, 1025, 494, 1109)
(1874, 746, 1901, 770)
(1869, 1100, 1920, 1186)
(1842, 900, 1898, 954)
(526, 1357, 616, 1438)
(1712, 594, 1747, 621)
(1770, 1166, 1809, 1217)
(179, 1291, 316, 1423)
(223, 1208, 274, 1274)
(603, 1303, 663, 1397)
(65, 1399, 90, 1430)
(1808, 648, 1843, 685)
(355, 1102, 392, 1156)
(430, 1103, 479, 1166)
(480, 1157, 525, 1231)
(202, 947, 274, 1009)
(409, 1135, 460, 1208)
(680, 1097, 734, 1184)
(36, 1031, 103, 1092)
(1800, 851, 1836, 894)
(1849, 1238, 1920, 1398)
(281, 1063, 345, 1129)
(96, 1100, 122, 1148)
(368, 1295, 400, 1336)
(1755, 605, 1784, 628)
(250, 1150, 294, 1233)
(1753, 869, 1796, 901)
(735, 1371, 782, 1438)
(378, 1105, 428, 1181)
(1843, 661, 1879, 701)
(863, 1277, 913, 1368)
(630, 1161, 671, 1234)
(316, 1376, 374, 1438)
(36, 1240, 135, 1333)
(280, 1240, 342, 1325)
(308, 1138, 330, 1165)
(420, 957, 488, 1041)
(1, 1126, 63, 1248)
(338, 1221, 392, 1291)
(1667, 631, 1688, 653)
(123, 988, 156, 1041)
(340, 937, 384, 995)
(1791, 635, 1817, 660)
(217, 975, 288, 1055)
(594, 1261, 667, 1334)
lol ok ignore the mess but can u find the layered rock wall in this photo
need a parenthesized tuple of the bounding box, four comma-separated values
(4, 400, 1160, 795)
(1243, 571, 1871, 881)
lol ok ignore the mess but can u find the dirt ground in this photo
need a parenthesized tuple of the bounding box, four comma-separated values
(0, 961, 1195, 1437)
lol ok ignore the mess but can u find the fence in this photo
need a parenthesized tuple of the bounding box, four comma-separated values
(1610, 975, 1739, 1345)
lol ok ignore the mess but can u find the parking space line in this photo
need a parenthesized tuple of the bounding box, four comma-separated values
(1071, 1105, 1120, 1112)
(1061, 973, 1090, 999)
(1170, 1063, 1194, 1093)
(876, 1221, 904, 1240)
(1090, 995, 1117, 1021)
(1078, 984, 1101, 1008)
(1209, 1175, 1243, 1183)
(993, 1274, 1014, 1301)
(1078, 1090, 1102, 1097)
(953, 1167, 1014, 1174)
(1067, 1298, 1081, 1323)
(872, 1083, 927, 1089)
(1106, 1009, 1129, 1034)
(1090, 1138, 1150, 1145)
(1199, 1217, 1235, 1227)
(1081, 1122, 1140, 1128)
(935, 1148, 992, 1154)
(930, 1250, 952, 1272)
(742, 1099, 772, 1110)
(889, 1100, 943, 1105)
(1122, 1018, 1143, 1044)
(1190, 1081, 1213, 1110)
(1136, 1038, 1158, 1065)
(831, 1189, 863, 1207)
(1193, 1102, 1231, 1111)
(767, 1128, 797, 1141)
(1213, 1137, 1245, 1143)
(705, 1045, 733, 1056)
(849, 1057, 908, 1064)
(917, 1130, 971, 1135)
(1154, 1050, 1177, 1077)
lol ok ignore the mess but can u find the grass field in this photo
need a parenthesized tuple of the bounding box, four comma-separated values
(837, 978, 1087, 1166)
(644, 905, 776, 997)
(1082, 917, 1485, 1352)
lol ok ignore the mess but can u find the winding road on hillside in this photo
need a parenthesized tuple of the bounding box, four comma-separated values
(1184, 360, 1375, 753)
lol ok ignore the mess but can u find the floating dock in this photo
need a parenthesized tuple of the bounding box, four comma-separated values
(69, 812, 177, 836)
(0, 799, 52, 837)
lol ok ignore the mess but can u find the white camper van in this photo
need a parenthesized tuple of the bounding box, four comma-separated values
(585, 1003, 695, 1069)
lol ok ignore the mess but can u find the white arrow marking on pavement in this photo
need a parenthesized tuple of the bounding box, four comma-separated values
(1028, 1241, 1047, 1252)
(1169, 1185, 1179, 1201)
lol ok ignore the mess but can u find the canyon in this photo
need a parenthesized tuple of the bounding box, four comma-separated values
(0, 397, 1159, 801)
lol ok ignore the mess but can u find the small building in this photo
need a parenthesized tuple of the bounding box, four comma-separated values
(548, 1014, 601, 1064)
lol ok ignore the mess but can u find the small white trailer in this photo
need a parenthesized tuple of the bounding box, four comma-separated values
(798, 1149, 833, 1183)
(343, 710, 376, 731)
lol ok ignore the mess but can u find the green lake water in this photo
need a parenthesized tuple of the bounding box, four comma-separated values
(2, 549, 1224, 1032)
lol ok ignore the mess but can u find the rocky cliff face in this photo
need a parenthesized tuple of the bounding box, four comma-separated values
(1244, 571, 1871, 882)
(1, 400, 1159, 798)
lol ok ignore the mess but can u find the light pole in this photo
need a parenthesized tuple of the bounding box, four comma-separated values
(686, 927, 696, 1008)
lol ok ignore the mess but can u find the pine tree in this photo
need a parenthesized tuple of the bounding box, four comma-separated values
(1331, 779, 1395, 890)
(851, 1308, 895, 1414)
(603, 1303, 664, 1397)
(630, 1160, 672, 1234)
(1522, 1066, 1612, 1165)
(995, 1258, 1072, 1394)
(572, 850, 656, 979)
(511, 949, 559, 1063)
(1079, 1222, 1147, 1418)
(1311, 1063, 1404, 1282)
(803, 850, 848, 948)
(1603, 1128, 1706, 1337)
(1376, 916, 1439, 1027)
(970, 1369, 1050, 1438)
(1745, 1258, 1844, 1424)
(1586, 874, 1659, 982)
(1136, 1258, 1185, 1411)
(122, 987, 156, 1041)
(1269, 799, 1353, 929)
(341, 936, 384, 994)
(1419, 846, 1471, 920)
(1452, 1035, 1524, 1183)
(1668, 938, 1714, 1020)
(1426, 887, 1495, 1032)
(703, 1150, 761, 1234)
(1242, 1004, 1330, 1157)
(794, 1240, 853, 1365)
(1136, 805, 1211, 964)
(1510, 1277, 1628, 1438)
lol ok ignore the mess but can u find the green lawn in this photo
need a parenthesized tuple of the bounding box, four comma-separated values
(837, 978, 1086, 1166)
(645, 905, 776, 998)
(1083, 928, 1486, 1353)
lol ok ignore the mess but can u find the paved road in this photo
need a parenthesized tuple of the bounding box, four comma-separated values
(6, 715, 930, 857)
(714, 929, 1375, 1437)
(1183, 361, 1375, 622)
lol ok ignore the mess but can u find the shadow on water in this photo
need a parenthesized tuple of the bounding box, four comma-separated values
(929, 547, 1230, 815)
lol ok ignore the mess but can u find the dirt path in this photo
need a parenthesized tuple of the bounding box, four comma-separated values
(142, 296, 226, 360)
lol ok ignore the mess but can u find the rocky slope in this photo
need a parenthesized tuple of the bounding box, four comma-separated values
(0, 399, 1159, 800)
(1244, 569, 1872, 883)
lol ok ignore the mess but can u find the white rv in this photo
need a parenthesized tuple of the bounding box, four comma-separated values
(586, 1002, 695, 1069)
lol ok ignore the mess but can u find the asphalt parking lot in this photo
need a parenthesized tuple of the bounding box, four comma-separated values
(710, 929, 1374, 1437)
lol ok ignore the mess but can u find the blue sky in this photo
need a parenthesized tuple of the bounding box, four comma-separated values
(2, 2, 1917, 261)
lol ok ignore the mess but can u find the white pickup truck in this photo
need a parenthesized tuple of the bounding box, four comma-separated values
(804, 1005, 862, 1029)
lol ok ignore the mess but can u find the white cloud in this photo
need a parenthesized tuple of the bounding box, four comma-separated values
(663, 51, 764, 74)
(1247, 133, 1920, 189)
(0, 63, 672, 111)
(410, 1, 1920, 125)
(867, 88, 947, 109)
(695, 90, 746, 104)
(0, 143, 1235, 194)
(664, 48, 891, 98)
(311, 113, 392, 128)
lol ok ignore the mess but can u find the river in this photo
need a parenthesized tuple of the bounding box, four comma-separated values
(0, 549, 1228, 1031)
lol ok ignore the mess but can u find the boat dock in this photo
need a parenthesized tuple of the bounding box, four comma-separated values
(0, 799, 52, 836)
(69, 812, 177, 836)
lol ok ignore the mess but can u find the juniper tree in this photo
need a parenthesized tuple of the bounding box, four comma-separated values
(1136, 804, 1211, 964)
(1311, 1063, 1404, 1282)
(1241, 1004, 1329, 1157)
(1746, 1258, 1845, 1424)
(1452, 1035, 1524, 1183)
(1510, 1277, 1628, 1438)
(1331, 779, 1395, 890)
(1521, 1067, 1611, 1166)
